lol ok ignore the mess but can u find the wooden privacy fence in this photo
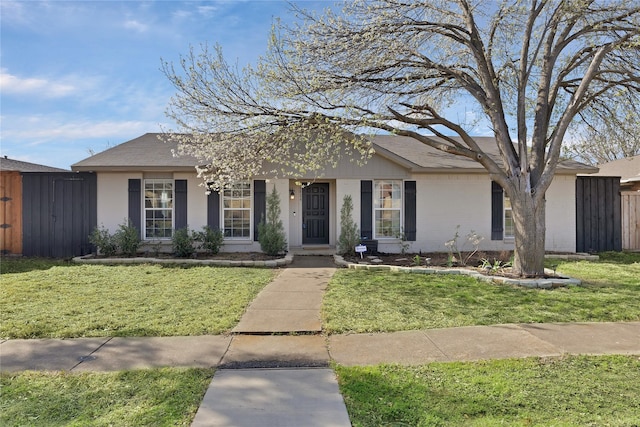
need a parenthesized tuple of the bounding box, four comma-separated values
(22, 172, 97, 258)
(0, 171, 23, 255)
(621, 191, 640, 250)
(575, 176, 622, 253)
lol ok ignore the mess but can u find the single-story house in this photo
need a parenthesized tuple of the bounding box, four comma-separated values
(71, 133, 597, 254)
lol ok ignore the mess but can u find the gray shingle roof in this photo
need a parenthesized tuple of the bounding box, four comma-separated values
(71, 133, 198, 171)
(591, 155, 640, 183)
(0, 156, 69, 172)
(372, 135, 596, 173)
(71, 132, 597, 174)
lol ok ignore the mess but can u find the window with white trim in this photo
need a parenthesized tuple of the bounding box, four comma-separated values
(504, 194, 515, 239)
(144, 179, 173, 239)
(374, 180, 402, 238)
(223, 182, 251, 239)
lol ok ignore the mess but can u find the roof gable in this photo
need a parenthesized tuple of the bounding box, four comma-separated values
(71, 133, 198, 171)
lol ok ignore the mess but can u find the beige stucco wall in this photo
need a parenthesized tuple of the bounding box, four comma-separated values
(96, 172, 139, 233)
(95, 171, 272, 252)
(374, 173, 577, 254)
(544, 174, 577, 252)
(95, 170, 577, 254)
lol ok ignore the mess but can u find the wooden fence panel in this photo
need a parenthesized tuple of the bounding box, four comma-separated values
(22, 172, 97, 257)
(621, 192, 640, 250)
(0, 171, 23, 254)
(576, 176, 622, 253)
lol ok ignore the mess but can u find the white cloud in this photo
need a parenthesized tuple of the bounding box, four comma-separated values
(172, 9, 192, 20)
(197, 5, 219, 17)
(0, 115, 171, 169)
(0, 115, 163, 143)
(0, 69, 77, 98)
(123, 19, 148, 33)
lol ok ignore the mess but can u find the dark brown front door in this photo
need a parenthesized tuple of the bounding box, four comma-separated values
(302, 183, 329, 244)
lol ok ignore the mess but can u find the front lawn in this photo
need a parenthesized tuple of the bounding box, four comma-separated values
(0, 260, 275, 338)
(0, 368, 213, 426)
(322, 252, 640, 333)
(336, 355, 640, 426)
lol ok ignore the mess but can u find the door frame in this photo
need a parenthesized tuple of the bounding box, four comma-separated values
(302, 183, 330, 245)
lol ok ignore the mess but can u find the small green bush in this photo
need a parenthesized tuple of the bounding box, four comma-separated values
(194, 226, 224, 255)
(172, 227, 195, 258)
(337, 195, 360, 255)
(258, 186, 287, 256)
(114, 219, 141, 257)
(89, 225, 118, 257)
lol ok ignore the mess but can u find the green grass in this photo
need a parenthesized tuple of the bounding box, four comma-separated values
(0, 259, 275, 338)
(323, 252, 640, 334)
(0, 368, 213, 426)
(336, 355, 640, 426)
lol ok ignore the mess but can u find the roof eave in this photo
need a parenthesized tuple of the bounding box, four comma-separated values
(71, 165, 198, 172)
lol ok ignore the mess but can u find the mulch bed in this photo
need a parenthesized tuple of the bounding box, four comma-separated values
(343, 251, 514, 268)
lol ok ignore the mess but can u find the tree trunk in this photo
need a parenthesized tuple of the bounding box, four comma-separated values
(511, 190, 546, 277)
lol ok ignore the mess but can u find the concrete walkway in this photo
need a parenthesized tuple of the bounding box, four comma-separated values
(232, 256, 335, 334)
(2, 255, 640, 427)
(3, 322, 639, 372)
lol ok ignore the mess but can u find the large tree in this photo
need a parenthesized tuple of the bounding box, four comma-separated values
(564, 92, 640, 165)
(162, 0, 640, 277)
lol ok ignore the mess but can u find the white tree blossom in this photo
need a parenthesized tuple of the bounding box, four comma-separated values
(162, 0, 640, 276)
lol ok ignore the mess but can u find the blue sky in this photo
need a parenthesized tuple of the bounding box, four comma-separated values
(1, 0, 334, 169)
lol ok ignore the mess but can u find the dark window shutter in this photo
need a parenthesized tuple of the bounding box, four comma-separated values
(253, 180, 266, 241)
(360, 180, 373, 240)
(175, 180, 188, 230)
(128, 179, 141, 237)
(491, 181, 504, 240)
(207, 189, 220, 230)
(404, 181, 417, 241)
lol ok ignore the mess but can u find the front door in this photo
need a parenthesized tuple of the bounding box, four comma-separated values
(302, 183, 329, 244)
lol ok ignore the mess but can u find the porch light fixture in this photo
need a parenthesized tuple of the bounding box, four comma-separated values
(290, 189, 295, 200)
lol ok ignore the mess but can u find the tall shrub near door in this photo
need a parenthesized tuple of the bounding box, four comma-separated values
(338, 195, 359, 255)
(258, 186, 287, 256)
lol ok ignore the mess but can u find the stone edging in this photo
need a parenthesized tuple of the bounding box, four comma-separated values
(72, 253, 294, 268)
(333, 255, 581, 289)
(544, 253, 599, 261)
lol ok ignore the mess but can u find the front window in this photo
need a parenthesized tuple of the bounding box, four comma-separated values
(374, 180, 402, 238)
(223, 182, 251, 239)
(504, 194, 514, 239)
(144, 180, 173, 239)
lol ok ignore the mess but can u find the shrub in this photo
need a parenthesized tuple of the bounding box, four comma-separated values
(194, 226, 224, 255)
(114, 219, 141, 257)
(258, 186, 287, 256)
(172, 227, 195, 258)
(444, 225, 484, 266)
(337, 195, 360, 255)
(88, 225, 117, 257)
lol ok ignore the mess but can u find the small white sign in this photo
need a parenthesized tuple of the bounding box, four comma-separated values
(355, 244, 367, 258)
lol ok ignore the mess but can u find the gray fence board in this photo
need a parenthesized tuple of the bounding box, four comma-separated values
(575, 176, 621, 253)
(22, 172, 97, 257)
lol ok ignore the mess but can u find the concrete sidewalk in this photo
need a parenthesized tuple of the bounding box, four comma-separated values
(3, 322, 639, 373)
